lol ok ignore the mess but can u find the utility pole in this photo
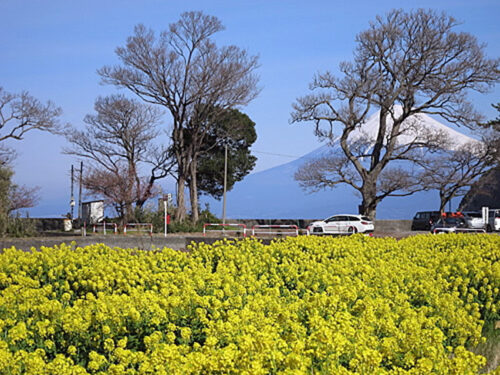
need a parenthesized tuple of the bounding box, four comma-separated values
(222, 142, 228, 225)
(70, 165, 75, 219)
(78, 161, 83, 222)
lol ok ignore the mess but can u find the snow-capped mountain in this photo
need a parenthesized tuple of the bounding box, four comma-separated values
(201, 110, 479, 220)
(343, 106, 477, 149)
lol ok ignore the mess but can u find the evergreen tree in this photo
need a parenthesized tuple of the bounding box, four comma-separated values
(190, 108, 257, 199)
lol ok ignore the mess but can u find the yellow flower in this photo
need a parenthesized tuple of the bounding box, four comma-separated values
(102, 325, 111, 335)
(44, 339, 54, 350)
(67, 345, 77, 356)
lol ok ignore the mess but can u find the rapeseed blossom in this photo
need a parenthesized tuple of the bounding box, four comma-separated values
(0, 234, 498, 373)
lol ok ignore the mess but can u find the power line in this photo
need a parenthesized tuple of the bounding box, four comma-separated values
(252, 150, 301, 159)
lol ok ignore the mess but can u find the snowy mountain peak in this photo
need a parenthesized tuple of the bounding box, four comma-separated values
(349, 106, 478, 149)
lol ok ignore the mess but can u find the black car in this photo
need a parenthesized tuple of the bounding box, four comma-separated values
(411, 211, 441, 231)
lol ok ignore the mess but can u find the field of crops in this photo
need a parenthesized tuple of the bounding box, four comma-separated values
(0, 234, 499, 374)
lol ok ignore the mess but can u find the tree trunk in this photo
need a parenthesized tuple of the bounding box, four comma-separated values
(176, 175, 187, 221)
(439, 192, 448, 214)
(189, 160, 199, 223)
(125, 163, 137, 224)
(124, 202, 135, 224)
(136, 174, 156, 210)
(359, 181, 378, 220)
(117, 203, 126, 229)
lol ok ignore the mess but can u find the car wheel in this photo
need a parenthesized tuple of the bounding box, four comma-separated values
(348, 226, 357, 234)
(486, 224, 492, 232)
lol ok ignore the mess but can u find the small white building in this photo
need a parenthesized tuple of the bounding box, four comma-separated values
(82, 200, 104, 224)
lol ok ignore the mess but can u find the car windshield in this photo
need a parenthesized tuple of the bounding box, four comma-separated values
(361, 216, 371, 222)
(438, 217, 465, 226)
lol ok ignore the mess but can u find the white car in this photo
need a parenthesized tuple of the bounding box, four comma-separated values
(307, 214, 374, 235)
(462, 211, 486, 229)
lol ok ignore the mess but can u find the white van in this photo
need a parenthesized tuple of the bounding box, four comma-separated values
(487, 209, 500, 232)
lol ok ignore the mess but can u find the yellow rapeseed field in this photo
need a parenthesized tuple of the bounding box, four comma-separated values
(0, 234, 498, 374)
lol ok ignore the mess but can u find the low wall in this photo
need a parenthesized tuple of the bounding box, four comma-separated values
(7, 218, 67, 232)
(229, 219, 412, 231)
(230, 219, 313, 229)
(35, 218, 66, 231)
(374, 220, 412, 232)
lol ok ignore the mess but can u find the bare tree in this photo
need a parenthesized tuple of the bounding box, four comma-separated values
(291, 9, 499, 218)
(64, 94, 169, 224)
(0, 87, 63, 161)
(421, 140, 498, 213)
(80, 167, 156, 223)
(98, 11, 259, 222)
(8, 184, 40, 214)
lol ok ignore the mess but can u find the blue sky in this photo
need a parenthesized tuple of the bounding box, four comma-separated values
(1, 0, 499, 217)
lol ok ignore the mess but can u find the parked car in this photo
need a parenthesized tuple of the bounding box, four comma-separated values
(411, 211, 441, 231)
(430, 216, 469, 234)
(307, 214, 374, 235)
(462, 211, 485, 229)
(488, 209, 500, 232)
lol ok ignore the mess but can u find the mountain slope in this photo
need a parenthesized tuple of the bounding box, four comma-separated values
(201, 110, 479, 220)
(460, 167, 500, 210)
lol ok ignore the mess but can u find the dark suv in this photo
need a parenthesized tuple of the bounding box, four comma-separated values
(411, 211, 441, 231)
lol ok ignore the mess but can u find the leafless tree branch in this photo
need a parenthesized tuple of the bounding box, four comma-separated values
(0, 87, 64, 145)
(8, 184, 40, 214)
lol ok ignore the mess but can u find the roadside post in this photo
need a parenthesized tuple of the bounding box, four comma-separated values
(482, 206, 489, 231)
(164, 197, 167, 238)
(164, 193, 172, 238)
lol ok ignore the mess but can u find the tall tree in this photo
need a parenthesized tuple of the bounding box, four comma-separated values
(191, 108, 257, 199)
(64, 95, 169, 224)
(98, 11, 259, 222)
(291, 9, 499, 218)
